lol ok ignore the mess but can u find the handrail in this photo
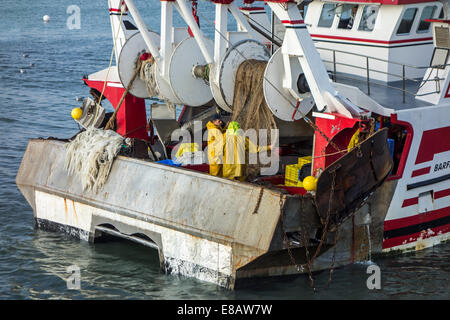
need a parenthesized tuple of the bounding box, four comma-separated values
(327, 72, 441, 98)
(316, 46, 433, 70)
(316, 46, 449, 103)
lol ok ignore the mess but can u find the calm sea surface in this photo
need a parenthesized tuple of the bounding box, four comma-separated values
(0, 0, 449, 300)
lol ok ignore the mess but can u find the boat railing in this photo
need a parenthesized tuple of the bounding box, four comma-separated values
(316, 46, 448, 103)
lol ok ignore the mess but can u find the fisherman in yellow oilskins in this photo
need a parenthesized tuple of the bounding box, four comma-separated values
(222, 121, 271, 181)
(206, 114, 225, 176)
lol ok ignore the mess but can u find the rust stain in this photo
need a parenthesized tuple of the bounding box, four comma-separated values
(64, 198, 68, 217)
(72, 200, 79, 223)
(234, 258, 244, 269)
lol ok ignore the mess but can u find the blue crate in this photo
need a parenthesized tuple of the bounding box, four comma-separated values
(387, 138, 395, 158)
(156, 159, 182, 167)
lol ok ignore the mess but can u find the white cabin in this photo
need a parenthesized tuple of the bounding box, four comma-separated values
(305, 0, 444, 82)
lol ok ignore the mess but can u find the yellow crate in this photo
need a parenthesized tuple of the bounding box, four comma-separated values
(285, 164, 303, 187)
(298, 156, 312, 167)
(285, 156, 312, 187)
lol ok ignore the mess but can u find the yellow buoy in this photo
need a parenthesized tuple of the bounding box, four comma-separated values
(303, 176, 317, 191)
(71, 107, 83, 120)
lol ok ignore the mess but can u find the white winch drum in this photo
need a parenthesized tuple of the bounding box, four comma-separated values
(210, 39, 270, 112)
(168, 36, 214, 107)
(263, 48, 315, 122)
(119, 32, 182, 104)
(118, 31, 161, 99)
(154, 63, 184, 105)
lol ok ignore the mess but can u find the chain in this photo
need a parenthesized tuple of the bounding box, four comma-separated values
(279, 196, 302, 273)
(281, 165, 340, 290)
(252, 187, 264, 214)
(301, 225, 315, 290)
(311, 169, 336, 261)
(326, 225, 339, 288)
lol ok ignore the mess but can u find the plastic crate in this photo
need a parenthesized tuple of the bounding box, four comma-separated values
(285, 164, 302, 186)
(285, 156, 312, 187)
(387, 138, 395, 158)
(298, 156, 312, 167)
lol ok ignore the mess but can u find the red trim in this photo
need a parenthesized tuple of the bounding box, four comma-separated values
(281, 20, 305, 25)
(382, 223, 450, 249)
(445, 82, 450, 98)
(310, 34, 433, 45)
(276, 185, 307, 195)
(425, 19, 450, 24)
(239, 7, 265, 11)
(411, 166, 431, 177)
(435, 188, 450, 200)
(402, 187, 450, 208)
(384, 206, 450, 232)
(86, 79, 122, 86)
(414, 127, 450, 165)
(211, 0, 234, 4)
(387, 114, 414, 181)
(402, 197, 419, 208)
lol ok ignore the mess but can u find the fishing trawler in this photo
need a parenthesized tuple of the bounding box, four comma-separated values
(16, 0, 449, 289)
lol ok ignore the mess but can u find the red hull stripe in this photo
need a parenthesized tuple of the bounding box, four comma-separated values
(411, 166, 431, 177)
(310, 34, 433, 45)
(435, 187, 450, 200)
(402, 187, 450, 208)
(382, 223, 450, 249)
(281, 20, 304, 25)
(415, 126, 450, 164)
(384, 206, 450, 231)
(402, 197, 419, 208)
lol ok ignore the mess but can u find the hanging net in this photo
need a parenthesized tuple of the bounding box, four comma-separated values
(231, 59, 278, 179)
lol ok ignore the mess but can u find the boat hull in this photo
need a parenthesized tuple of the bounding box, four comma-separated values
(13, 138, 401, 288)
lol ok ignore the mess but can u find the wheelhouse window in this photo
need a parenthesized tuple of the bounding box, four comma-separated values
(396, 8, 418, 35)
(318, 3, 336, 28)
(358, 5, 379, 31)
(337, 4, 359, 29)
(417, 6, 437, 33)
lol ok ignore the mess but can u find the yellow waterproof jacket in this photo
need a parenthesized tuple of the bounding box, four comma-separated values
(222, 131, 271, 181)
(206, 121, 225, 176)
